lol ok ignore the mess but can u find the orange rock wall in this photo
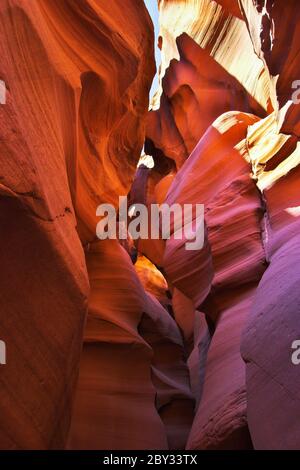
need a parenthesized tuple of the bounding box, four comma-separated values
(143, 0, 300, 450)
(0, 0, 156, 449)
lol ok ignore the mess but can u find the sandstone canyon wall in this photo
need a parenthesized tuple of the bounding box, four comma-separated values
(0, 0, 158, 449)
(0, 0, 300, 451)
(144, 0, 300, 450)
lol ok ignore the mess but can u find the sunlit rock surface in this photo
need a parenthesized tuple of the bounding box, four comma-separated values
(146, 0, 272, 168)
(240, 112, 300, 449)
(144, 0, 300, 451)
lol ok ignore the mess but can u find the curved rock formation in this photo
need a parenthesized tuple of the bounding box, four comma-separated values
(160, 110, 265, 449)
(67, 240, 193, 450)
(0, 0, 156, 449)
(144, 0, 300, 451)
(146, 0, 272, 168)
(240, 111, 300, 449)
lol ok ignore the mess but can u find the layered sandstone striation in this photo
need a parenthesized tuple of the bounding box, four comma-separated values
(142, 0, 300, 451)
(1, 0, 300, 451)
(0, 0, 158, 449)
(67, 240, 193, 450)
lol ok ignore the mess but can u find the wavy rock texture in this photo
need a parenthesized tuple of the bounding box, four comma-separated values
(143, 0, 300, 451)
(0, 0, 157, 450)
(67, 240, 193, 450)
(240, 112, 300, 449)
(240, 0, 300, 107)
(164, 111, 266, 449)
(240, 0, 300, 138)
(237, 0, 300, 450)
(146, 0, 272, 168)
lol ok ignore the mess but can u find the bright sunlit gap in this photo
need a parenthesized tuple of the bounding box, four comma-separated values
(144, 0, 161, 101)
(138, 1, 159, 169)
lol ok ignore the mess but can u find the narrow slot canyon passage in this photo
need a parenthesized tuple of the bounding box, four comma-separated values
(0, 0, 300, 453)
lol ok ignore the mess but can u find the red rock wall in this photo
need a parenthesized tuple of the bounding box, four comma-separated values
(67, 240, 193, 450)
(0, 0, 158, 449)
